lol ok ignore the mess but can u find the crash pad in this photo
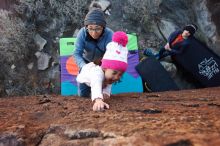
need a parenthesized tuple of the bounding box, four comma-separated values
(173, 37, 220, 87)
(60, 33, 143, 96)
(136, 57, 179, 92)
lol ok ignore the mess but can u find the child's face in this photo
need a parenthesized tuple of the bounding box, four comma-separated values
(104, 69, 123, 84)
(87, 24, 103, 40)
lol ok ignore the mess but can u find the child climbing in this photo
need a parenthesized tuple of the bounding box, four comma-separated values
(76, 31, 128, 111)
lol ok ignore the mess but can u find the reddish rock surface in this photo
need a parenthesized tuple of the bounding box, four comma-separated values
(1, 87, 220, 146)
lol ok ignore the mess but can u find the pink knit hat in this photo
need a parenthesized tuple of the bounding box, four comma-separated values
(112, 31, 128, 47)
(101, 31, 128, 72)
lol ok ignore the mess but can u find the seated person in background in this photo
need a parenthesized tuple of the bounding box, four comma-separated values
(76, 31, 128, 112)
(144, 24, 198, 60)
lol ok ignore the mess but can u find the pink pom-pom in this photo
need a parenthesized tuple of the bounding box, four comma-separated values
(112, 31, 128, 47)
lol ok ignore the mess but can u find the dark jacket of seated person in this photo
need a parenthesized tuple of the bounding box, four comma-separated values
(156, 24, 198, 60)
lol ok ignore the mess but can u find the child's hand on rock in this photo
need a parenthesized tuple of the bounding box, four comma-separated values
(93, 98, 109, 111)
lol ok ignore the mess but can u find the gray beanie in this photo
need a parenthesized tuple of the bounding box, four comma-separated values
(84, 8, 106, 27)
